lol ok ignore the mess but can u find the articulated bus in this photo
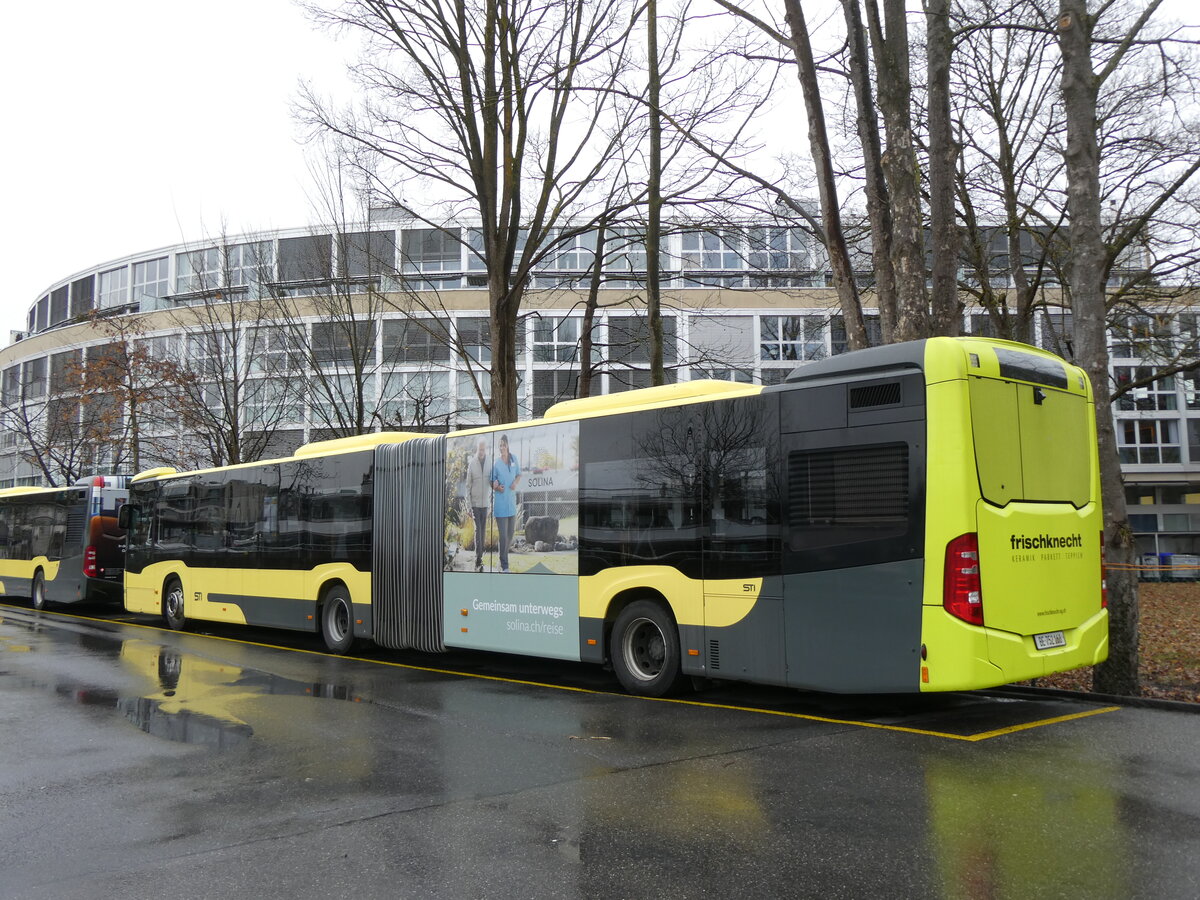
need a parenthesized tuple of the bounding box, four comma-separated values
(120, 337, 1107, 696)
(0, 476, 129, 609)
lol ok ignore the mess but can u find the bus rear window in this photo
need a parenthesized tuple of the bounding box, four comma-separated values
(969, 377, 1091, 507)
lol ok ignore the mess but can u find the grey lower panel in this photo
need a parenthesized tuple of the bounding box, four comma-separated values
(703, 586, 787, 686)
(579, 617, 605, 664)
(1, 577, 32, 599)
(783, 558, 924, 692)
(373, 438, 447, 652)
(212, 593, 316, 632)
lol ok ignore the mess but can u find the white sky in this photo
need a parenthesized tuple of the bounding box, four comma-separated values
(3, 1, 1196, 340)
(0, 0, 355, 335)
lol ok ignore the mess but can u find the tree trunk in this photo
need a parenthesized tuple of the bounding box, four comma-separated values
(783, 0, 867, 350)
(924, 0, 959, 336)
(1059, 0, 1139, 695)
(842, 0, 895, 343)
(646, 0, 665, 385)
(865, 0, 929, 341)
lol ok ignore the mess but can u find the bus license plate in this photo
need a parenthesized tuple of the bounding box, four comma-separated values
(1034, 631, 1066, 650)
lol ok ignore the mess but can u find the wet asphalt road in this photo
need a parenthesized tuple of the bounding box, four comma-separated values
(1, 602, 1199, 900)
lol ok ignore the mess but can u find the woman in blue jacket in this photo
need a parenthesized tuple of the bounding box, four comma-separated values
(490, 433, 520, 572)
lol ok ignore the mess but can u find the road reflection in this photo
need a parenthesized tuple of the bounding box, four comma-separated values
(924, 748, 1127, 899)
(0, 615, 367, 749)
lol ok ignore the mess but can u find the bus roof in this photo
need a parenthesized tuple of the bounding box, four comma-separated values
(780, 336, 1086, 394)
(542, 379, 760, 420)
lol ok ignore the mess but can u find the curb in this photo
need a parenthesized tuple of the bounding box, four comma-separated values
(990, 684, 1200, 714)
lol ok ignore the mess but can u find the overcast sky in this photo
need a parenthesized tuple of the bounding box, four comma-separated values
(3, 2, 1196, 340)
(0, 0, 354, 336)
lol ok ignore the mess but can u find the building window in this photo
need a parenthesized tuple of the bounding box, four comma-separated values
(229, 241, 275, 287)
(247, 327, 302, 375)
(312, 321, 376, 368)
(187, 331, 235, 380)
(1115, 367, 1177, 411)
(831, 315, 882, 355)
(2, 367, 21, 405)
(609, 315, 677, 364)
(36, 296, 48, 331)
(1119, 419, 1180, 464)
(338, 230, 397, 278)
(689, 315, 753, 369)
(458, 317, 492, 364)
(23, 357, 48, 400)
(279, 235, 332, 283)
(49, 286, 69, 326)
(532, 369, 578, 417)
(380, 371, 452, 428)
(133, 257, 170, 303)
(760, 315, 826, 361)
(457, 371, 490, 419)
(50, 350, 81, 394)
(747, 227, 815, 287)
(467, 228, 527, 272)
(70, 276, 95, 318)
(1110, 314, 1171, 359)
(542, 229, 597, 271)
(681, 229, 743, 270)
(245, 378, 304, 427)
(680, 229, 744, 287)
(98, 267, 129, 308)
(382, 319, 451, 364)
(533, 316, 580, 363)
(177, 248, 220, 293)
(401, 227, 462, 273)
(603, 229, 646, 285)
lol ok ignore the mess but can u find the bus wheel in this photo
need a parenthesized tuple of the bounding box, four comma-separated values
(31, 571, 47, 611)
(611, 600, 686, 697)
(321, 585, 355, 654)
(162, 579, 186, 631)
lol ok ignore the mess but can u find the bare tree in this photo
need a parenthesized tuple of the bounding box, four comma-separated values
(1058, 0, 1172, 696)
(169, 236, 305, 468)
(301, 0, 651, 424)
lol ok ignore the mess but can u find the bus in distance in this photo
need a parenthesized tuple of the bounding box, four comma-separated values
(119, 337, 1107, 696)
(0, 476, 129, 609)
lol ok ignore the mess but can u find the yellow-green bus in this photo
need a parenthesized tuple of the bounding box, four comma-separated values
(120, 337, 1107, 696)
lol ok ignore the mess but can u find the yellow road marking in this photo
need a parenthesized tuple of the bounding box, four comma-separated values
(0, 602, 1121, 741)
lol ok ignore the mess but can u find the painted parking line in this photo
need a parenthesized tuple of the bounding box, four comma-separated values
(0, 602, 1121, 741)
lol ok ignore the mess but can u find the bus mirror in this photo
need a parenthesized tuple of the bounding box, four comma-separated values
(117, 505, 133, 531)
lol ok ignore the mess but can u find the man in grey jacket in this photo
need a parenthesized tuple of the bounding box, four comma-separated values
(465, 439, 490, 571)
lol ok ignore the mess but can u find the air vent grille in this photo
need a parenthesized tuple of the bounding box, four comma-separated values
(849, 382, 902, 409)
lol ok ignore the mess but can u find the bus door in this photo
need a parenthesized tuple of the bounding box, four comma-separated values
(702, 395, 787, 686)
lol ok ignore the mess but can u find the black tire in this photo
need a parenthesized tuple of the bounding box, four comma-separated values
(321, 585, 355, 654)
(31, 570, 47, 611)
(162, 578, 186, 631)
(610, 599, 687, 697)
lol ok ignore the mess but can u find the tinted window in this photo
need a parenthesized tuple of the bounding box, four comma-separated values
(580, 405, 705, 578)
(705, 395, 781, 578)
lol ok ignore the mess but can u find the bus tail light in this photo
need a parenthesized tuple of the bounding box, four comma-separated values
(1100, 532, 1108, 609)
(84, 546, 98, 578)
(944, 533, 984, 626)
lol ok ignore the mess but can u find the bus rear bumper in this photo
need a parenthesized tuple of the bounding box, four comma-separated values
(919, 606, 1109, 691)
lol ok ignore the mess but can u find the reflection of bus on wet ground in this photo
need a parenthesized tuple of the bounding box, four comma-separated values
(120, 338, 1107, 697)
(0, 476, 128, 609)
